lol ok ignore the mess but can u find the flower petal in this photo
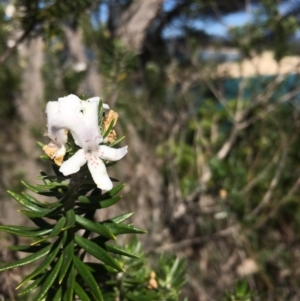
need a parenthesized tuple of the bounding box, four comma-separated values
(58, 94, 82, 114)
(81, 100, 99, 130)
(86, 96, 100, 104)
(79, 100, 103, 148)
(59, 149, 86, 176)
(54, 144, 66, 166)
(86, 97, 109, 110)
(46, 101, 59, 116)
(49, 112, 82, 141)
(87, 157, 113, 190)
(98, 145, 128, 161)
(102, 103, 110, 110)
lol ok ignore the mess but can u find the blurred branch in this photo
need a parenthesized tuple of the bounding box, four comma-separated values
(152, 0, 190, 37)
(241, 151, 280, 193)
(238, 87, 300, 129)
(116, 0, 164, 53)
(203, 76, 234, 119)
(216, 77, 300, 162)
(217, 126, 238, 160)
(0, 23, 35, 66)
(255, 176, 300, 229)
(249, 145, 288, 217)
(217, 74, 245, 160)
(151, 225, 238, 253)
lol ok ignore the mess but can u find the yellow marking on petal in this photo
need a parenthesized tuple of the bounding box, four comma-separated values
(104, 110, 119, 128)
(43, 143, 65, 166)
(43, 144, 56, 159)
(103, 110, 119, 142)
(54, 154, 64, 166)
(107, 129, 117, 143)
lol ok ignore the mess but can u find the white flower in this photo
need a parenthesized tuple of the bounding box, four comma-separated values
(47, 94, 127, 191)
(60, 145, 128, 191)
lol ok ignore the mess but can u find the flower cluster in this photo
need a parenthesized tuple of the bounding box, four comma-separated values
(43, 94, 127, 191)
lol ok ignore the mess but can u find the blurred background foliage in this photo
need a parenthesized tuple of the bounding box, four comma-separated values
(0, 0, 300, 300)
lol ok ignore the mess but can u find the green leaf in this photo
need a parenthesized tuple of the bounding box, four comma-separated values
(21, 181, 50, 192)
(37, 141, 45, 148)
(111, 212, 134, 223)
(109, 136, 125, 147)
(42, 200, 64, 208)
(75, 235, 123, 272)
(22, 192, 46, 205)
(102, 222, 147, 236)
(18, 205, 62, 219)
(78, 195, 90, 203)
(7, 191, 50, 213)
(63, 209, 76, 230)
(102, 183, 124, 198)
(39, 170, 52, 185)
(35, 182, 68, 189)
(17, 237, 63, 288)
(74, 282, 91, 301)
(98, 99, 104, 125)
(105, 244, 139, 259)
(18, 210, 51, 218)
(40, 195, 66, 208)
(59, 232, 74, 284)
(64, 265, 75, 301)
(103, 119, 115, 139)
(99, 196, 122, 208)
(74, 256, 103, 301)
(75, 215, 116, 239)
(35, 255, 63, 301)
(32, 216, 66, 245)
(53, 286, 62, 301)
(9, 243, 49, 252)
(40, 154, 51, 160)
(21, 181, 62, 196)
(0, 225, 52, 237)
(18, 273, 47, 296)
(0, 243, 52, 272)
(77, 195, 121, 209)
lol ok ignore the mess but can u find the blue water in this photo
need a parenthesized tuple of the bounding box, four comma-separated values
(223, 73, 300, 100)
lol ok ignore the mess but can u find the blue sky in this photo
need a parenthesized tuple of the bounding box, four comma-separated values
(162, 0, 294, 38)
(97, 0, 293, 38)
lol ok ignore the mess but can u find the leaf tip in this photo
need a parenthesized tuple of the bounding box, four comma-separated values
(15, 282, 25, 290)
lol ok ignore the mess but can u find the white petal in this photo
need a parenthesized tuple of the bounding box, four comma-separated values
(87, 157, 113, 190)
(59, 149, 86, 176)
(98, 145, 128, 161)
(50, 109, 100, 150)
(46, 101, 59, 116)
(46, 95, 103, 154)
(81, 100, 99, 127)
(49, 127, 68, 145)
(80, 100, 103, 148)
(86, 97, 109, 110)
(56, 144, 66, 157)
(86, 97, 100, 104)
(48, 95, 85, 135)
(46, 105, 66, 143)
(58, 94, 82, 114)
(50, 112, 82, 132)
